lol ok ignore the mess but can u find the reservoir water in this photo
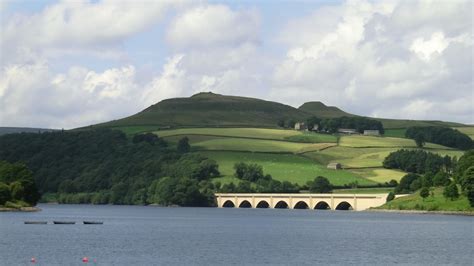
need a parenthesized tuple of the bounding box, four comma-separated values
(1, 204, 473, 265)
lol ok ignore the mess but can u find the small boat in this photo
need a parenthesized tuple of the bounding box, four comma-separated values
(83, 221, 103, 225)
(53, 221, 75, 224)
(24, 221, 47, 224)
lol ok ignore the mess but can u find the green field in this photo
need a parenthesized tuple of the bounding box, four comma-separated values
(199, 151, 377, 186)
(154, 125, 466, 189)
(383, 129, 407, 138)
(339, 135, 450, 149)
(164, 135, 335, 153)
(348, 168, 406, 183)
(455, 127, 474, 140)
(156, 127, 337, 143)
(304, 146, 464, 169)
(379, 187, 473, 212)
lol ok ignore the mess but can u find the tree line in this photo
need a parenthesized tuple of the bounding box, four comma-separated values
(0, 130, 218, 206)
(405, 126, 473, 150)
(0, 161, 40, 207)
(278, 116, 384, 134)
(384, 149, 473, 206)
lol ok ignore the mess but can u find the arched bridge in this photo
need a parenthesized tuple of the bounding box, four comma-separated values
(215, 193, 388, 211)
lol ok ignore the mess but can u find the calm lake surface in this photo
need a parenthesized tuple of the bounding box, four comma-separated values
(0, 204, 473, 265)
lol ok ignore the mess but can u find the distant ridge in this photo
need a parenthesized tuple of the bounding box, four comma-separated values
(0, 127, 58, 136)
(90, 92, 465, 130)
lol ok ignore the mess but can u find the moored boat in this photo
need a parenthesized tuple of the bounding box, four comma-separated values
(53, 221, 75, 224)
(83, 221, 103, 225)
(24, 221, 47, 224)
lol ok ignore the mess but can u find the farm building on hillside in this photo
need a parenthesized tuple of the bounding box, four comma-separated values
(338, 128, 357, 134)
(327, 162, 342, 170)
(295, 122, 307, 131)
(363, 130, 380, 136)
(311, 124, 319, 131)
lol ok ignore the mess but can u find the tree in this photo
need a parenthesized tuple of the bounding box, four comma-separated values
(413, 132, 425, 148)
(433, 171, 450, 186)
(307, 176, 332, 193)
(177, 137, 190, 153)
(287, 120, 296, 129)
(9, 181, 24, 201)
(0, 182, 11, 205)
(461, 166, 474, 207)
(395, 173, 420, 194)
(443, 183, 459, 201)
(233, 162, 264, 182)
(277, 119, 285, 128)
(419, 187, 430, 201)
(19, 179, 40, 205)
(386, 192, 395, 202)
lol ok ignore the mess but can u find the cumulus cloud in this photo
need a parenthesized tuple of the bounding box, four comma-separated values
(270, 0, 473, 123)
(1, 0, 472, 128)
(1, 0, 177, 64)
(166, 4, 259, 50)
(0, 62, 142, 128)
(145, 4, 268, 99)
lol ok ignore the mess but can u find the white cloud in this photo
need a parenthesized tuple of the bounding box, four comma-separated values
(149, 4, 268, 99)
(142, 54, 187, 106)
(270, 0, 473, 123)
(166, 4, 259, 49)
(1, 0, 178, 64)
(0, 62, 143, 129)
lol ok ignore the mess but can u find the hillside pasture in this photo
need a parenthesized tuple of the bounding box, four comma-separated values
(164, 135, 335, 153)
(339, 135, 451, 149)
(303, 147, 397, 168)
(303, 146, 464, 169)
(348, 168, 406, 183)
(199, 151, 377, 186)
(383, 128, 407, 138)
(155, 127, 337, 143)
(455, 127, 474, 140)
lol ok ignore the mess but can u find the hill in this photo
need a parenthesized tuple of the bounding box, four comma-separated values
(0, 127, 57, 136)
(298, 102, 463, 129)
(90, 92, 465, 132)
(96, 92, 310, 129)
(298, 101, 354, 118)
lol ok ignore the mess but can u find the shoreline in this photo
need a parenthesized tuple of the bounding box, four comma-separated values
(367, 208, 474, 216)
(0, 206, 41, 212)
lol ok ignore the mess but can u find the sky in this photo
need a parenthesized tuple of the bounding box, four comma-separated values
(0, 0, 472, 129)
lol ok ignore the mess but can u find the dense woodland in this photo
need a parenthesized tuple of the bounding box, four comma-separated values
(0, 130, 218, 206)
(0, 161, 40, 207)
(384, 149, 474, 206)
(383, 149, 453, 174)
(405, 126, 473, 150)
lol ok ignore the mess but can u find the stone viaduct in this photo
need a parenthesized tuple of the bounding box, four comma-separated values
(215, 193, 389, 211)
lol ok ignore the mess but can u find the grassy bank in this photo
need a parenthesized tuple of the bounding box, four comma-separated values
(377, 188, 473, 212)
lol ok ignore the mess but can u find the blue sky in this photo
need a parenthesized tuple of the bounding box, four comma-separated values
(0, 0, 472, 128)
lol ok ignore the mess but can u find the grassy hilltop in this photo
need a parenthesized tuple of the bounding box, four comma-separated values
(90, 92, 463, 132)
(97, 92, 309, 129)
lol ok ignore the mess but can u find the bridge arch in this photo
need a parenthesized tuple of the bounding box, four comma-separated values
(335, 201, 353, 210)
(222, 200, 235, 208)
(239, 200, 252, 208)
(314, 201, 331, 210)
(256, 200, 270, 208)
(293, 201, 309, 209)
(274, 200, 289, 209)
